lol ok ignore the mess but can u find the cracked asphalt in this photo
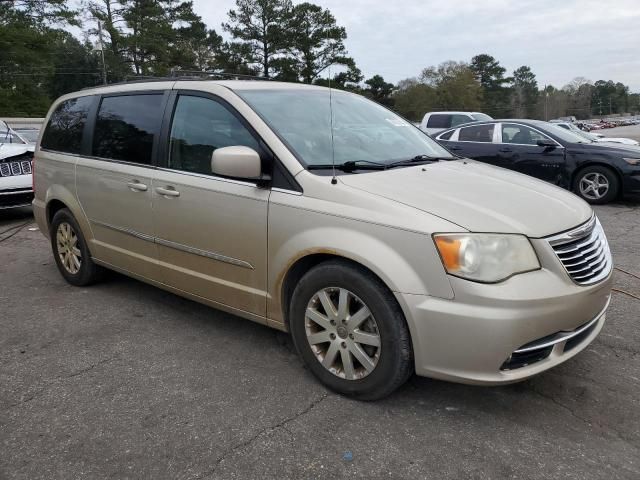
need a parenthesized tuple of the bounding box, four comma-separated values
(1, 199, 639, 480)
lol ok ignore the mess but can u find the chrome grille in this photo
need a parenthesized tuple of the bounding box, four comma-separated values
(0, 160, 31, 177)
(548, 216, 612, 285)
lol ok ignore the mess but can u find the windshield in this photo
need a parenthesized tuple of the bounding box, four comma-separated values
(471, 113, 493, 122)
(14, 130, 39, 144)
(543, 123, 593, 144)
(238, 88, 455, 167)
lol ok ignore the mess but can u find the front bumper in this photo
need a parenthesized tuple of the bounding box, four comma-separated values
(1, 174, 33, 209)
(397, 244, 613, 384)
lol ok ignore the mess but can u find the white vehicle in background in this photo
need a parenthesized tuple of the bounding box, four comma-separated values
(419, 111, 493, 136)
(554, 122, 639, 146)
(0, 121, 35, 209)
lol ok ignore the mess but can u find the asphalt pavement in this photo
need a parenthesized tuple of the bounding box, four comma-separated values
(1, 200, 639, 480)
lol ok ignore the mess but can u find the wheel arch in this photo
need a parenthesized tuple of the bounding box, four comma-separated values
(42, 185, 93, 241)
(279, 253, 401, 331)
(571, 162, 623, 193)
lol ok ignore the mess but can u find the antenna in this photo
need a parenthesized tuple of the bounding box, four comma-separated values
(328, 63, 337, 185)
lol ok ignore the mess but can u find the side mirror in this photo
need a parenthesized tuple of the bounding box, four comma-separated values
(536, 139, 557, 148)
(211, 146, 262, 181)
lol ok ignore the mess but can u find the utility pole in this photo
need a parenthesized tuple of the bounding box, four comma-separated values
(544, 85, 549, 121)
(97, 21, 107, 85)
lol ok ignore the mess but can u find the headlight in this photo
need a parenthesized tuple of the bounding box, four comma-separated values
(622, 157, 640, 165)
(433, 233, 540, 283)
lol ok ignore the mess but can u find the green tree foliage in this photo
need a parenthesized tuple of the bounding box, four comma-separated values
(421, 61, 483, 111)
(0, 1, 98, 116)
(313, 63, 363, 91)
(470, 53, 511, 116)
(511, 66, 538, 118)
(393, 79, 437, 121)
(363, 75, 395, 107)
(223, 0, 293, 78)
(591, 80, 629, 115)
(284, 2, 353, 83)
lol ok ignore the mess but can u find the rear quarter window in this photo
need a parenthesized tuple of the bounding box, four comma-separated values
(40, 96, 94, 154)
(438, 130, 454, 140)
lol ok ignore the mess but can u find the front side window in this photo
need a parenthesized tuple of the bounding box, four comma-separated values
(502, 124, 550, 145)
(459, 124, 495, 142)
(168, 95, 260, 175)
(426, 114, 451, 129)
(41, 96, 93, 154)
(239, 89, 455, 167)
(92, 94, 163, 164)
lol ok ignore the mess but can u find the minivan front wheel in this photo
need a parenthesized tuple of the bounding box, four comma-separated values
(50, 208, 103, 286)
(290, 261, 413, 400)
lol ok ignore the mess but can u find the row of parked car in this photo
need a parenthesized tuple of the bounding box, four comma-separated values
(416, 111, 640, 204)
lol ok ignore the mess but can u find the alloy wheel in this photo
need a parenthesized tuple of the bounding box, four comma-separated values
(579, 172, 609, 200)
(56, 222, 82, 274)
(305, 287, 381, 380)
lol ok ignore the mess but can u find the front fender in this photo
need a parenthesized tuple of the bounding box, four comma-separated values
(267, 202, 454, 326)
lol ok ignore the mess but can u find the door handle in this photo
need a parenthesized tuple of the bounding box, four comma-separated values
(449, 146, 462, 151)
(127, 181, 148, 192)
(498, 148, 513, 153)
(155, 186, 180, 198)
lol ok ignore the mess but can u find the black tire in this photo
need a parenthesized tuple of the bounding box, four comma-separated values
(573, 165, 620, 204)
(289, 260, 413, 400)
(50, 208, 104, 286)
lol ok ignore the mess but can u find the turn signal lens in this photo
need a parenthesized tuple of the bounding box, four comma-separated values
(622, 157, 640, 166)
(433, 233, 540, 283)
(434, 237, 461, 271)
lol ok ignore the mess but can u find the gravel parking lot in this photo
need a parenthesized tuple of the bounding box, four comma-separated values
(1, 199, 639, 480)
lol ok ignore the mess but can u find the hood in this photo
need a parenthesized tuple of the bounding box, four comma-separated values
(568, 141, 640, 156)
(0, 143, 35, 160)
(339, 160, 592, 238)
(597, 138, 639, 146)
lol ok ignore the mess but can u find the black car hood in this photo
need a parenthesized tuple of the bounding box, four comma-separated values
(565, 141, 640, 157)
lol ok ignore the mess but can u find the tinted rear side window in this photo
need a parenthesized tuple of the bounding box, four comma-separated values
(426, 114, 451, 129)
(41, 96, 93, 154)
(92, 94, 163, 164)
(459, 124, 495, 142)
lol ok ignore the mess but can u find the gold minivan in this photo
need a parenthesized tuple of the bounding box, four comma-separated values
(33, 79, 613, 399)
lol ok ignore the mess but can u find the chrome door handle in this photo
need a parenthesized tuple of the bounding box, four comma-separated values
(127, 181, 148, 192)
(155, 186, 180, 197)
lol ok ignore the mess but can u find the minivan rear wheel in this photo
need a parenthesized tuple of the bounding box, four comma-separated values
(289, 260, 413, 400)
(50, 208, 104, 286)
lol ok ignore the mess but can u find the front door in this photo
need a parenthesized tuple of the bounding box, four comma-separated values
(498, 123, 566, 185)
(76, 92, 167, 280)
(152, 93, 269, 318)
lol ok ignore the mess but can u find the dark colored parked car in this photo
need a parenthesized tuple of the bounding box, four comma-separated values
(434, 119, 640, 204)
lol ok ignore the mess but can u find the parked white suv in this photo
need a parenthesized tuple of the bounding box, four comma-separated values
(1, 120, 35, 209)
(420, 111, 493, 136)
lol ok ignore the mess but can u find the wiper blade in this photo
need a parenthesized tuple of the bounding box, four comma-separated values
(307, 160, 386, 172)
(386, 154, 452, 169)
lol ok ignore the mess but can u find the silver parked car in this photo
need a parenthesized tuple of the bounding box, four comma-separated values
(33, 80, 613, 399)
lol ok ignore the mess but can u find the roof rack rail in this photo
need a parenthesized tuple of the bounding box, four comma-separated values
(82, 70, 271, 90)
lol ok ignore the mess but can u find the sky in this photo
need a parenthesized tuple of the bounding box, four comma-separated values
(193, 0, 640, 91)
